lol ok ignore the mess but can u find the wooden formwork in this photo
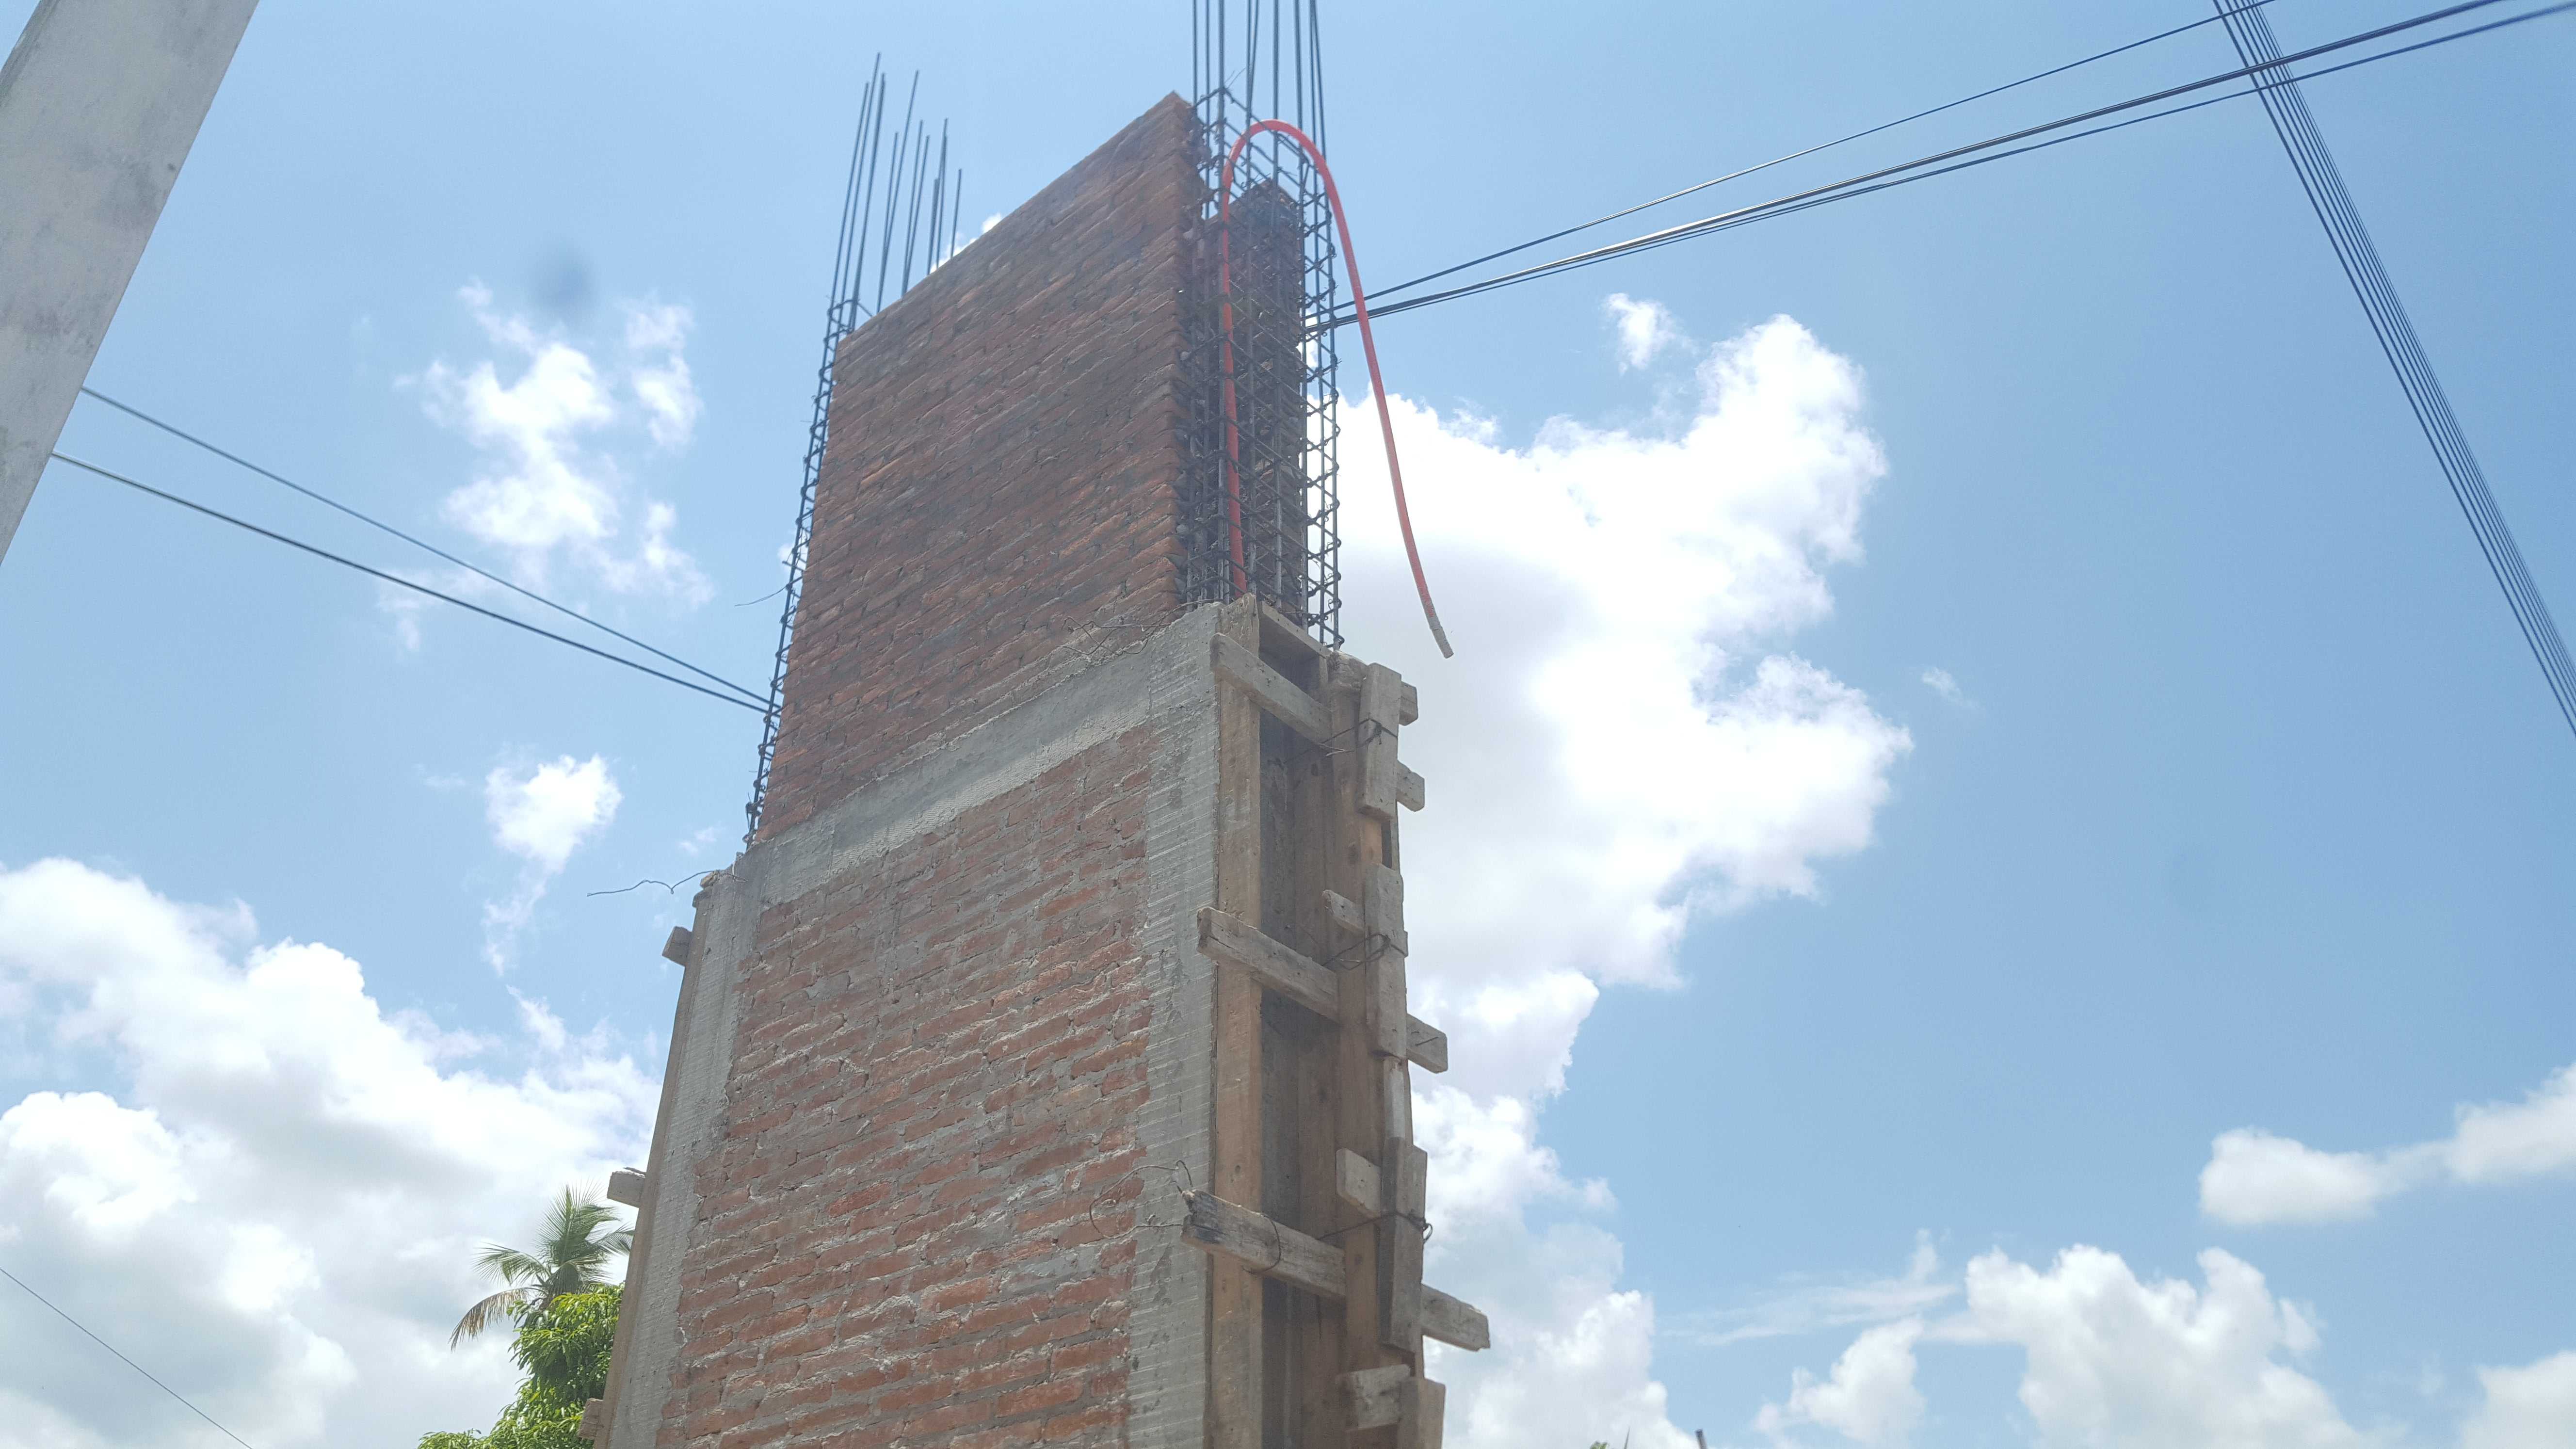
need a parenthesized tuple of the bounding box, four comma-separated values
(1186, 596, 1485, 1449)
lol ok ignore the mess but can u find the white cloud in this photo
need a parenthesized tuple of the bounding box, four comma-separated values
(2463, 1351, 2576, 1449)
(1670, 1233, 1955, 1348)
(2201, 1130, 2419, 1226)
(623, 301, 701, 450)
(1336, 310, 1909, 1448)
(1605, 292, 1686, 370)
(414, 283, 710, 604)
(1948, 1246, 2359, 1449)
(0, 859, 655, 1449)
(481, 755, 621, 970)
(1755, 1319, 1927, 1447)
(1919, 667, 1970, 708)
(2200, 1063, 2576, 1226)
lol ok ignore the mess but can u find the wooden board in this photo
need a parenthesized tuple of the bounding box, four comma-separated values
(1382, 1142, 1429, 1353)
(1182, 1191, 1492, 1353)
(1336, 1148, 1382, 1215)
(1405, 1018, 1449, 1075)
(1183, 1190, 1344, 1301)
(1420, 1288, 1490, 1352)
(1210, 601, 1267, 1449)
(1199, 905, 1449, 1073)
(1357, 663, 1404, 822)
(1399, 1376, 1447, 1449)
(1343, 1365, 1413, 1431)
(1213, 632, 1335, 742)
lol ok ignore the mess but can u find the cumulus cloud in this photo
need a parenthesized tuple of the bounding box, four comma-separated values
(1738, 1236, 2576, 1448)
(1754, 1319, 1927, 1447)
(1919, 667, 1970, 708)
(2463, 1351, 2576, 1449)
(481, 755, 621, 970)
(1336, 310, 1909, 1448)
(1605, 292, 1686, 370)
(2200, 1063, 2576, 1226)
(1950, 1246, 2357, 1449)
(1670, 1233, 1954, 1348)
(414, 283, 711, 604)
(0, 859, 655, 1449)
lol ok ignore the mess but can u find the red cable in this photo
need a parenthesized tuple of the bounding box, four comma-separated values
(1219, 119, 1453, 659)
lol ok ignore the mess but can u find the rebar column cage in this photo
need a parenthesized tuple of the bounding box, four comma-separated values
(745, 60, 966, 843)
(1183, 0, 1343, 645)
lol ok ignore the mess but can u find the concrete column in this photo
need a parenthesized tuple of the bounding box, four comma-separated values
(0, 0, 260, 564)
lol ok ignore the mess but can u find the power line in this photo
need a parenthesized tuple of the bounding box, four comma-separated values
(1366, 0, 2288, 303)
(52, 451, 769, 715)
(2214, 0, 2576, 737)
(0, 1262, 264, 1449)
(77, 387, 771, 708)
(1329, 0, 2564, 327)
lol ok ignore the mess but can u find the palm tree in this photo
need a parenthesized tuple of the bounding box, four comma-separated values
(450, 1187, 633, 1347)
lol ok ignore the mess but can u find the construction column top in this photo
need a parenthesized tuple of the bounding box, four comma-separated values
(0, 0, 263, 563)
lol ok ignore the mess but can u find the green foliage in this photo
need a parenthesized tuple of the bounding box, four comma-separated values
(512, 1284, 621, 1403)
(419, 1278, 623, 1449)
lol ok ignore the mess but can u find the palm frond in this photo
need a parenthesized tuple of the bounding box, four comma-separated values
(474, 1244, 551, 1286)
(451, 1185, 636, 1348)
(450, 1287, 535, 1346)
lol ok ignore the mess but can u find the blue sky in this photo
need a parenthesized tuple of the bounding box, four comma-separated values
(2, 2, 2571, 1446)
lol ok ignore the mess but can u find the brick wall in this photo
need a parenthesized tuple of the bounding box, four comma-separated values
(760, 94, 1202, 838)
(607, 96, 1230, 1449)
(657, 731, 1157, 1449)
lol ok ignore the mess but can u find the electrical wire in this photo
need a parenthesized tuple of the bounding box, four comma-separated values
(1328, 0, 2565, 328)
(2214, 0, 2576, 737)
(52, 452, 769, 714)
(1217, 119, 1452, 657)
(1365, 0, 2290, 304)
(76, 386, 770, 707)
(1, 1263, 264, 1449)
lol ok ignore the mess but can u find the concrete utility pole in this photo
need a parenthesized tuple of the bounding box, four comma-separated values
(0, 0, 260, 565)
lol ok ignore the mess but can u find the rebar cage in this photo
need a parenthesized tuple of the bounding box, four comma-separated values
(1183, 0, 1344, 645)
(746, 59, 966, 843)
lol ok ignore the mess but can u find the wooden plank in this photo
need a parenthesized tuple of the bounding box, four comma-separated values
(1327, 657, 1399, 1384)
(605, 1168, 647, 1208)
(1200, 906, 1449, 1074)
(1399, 1376, 1447, 1449)
(1357, 663, 1404, 821)
(1336, 1148, 1382, 1215)
(1396, 765, 1426, 813)
(1257, 599, 1327, 667)
(1405, 1018, 1448, 1075)
(1362, 866, 1410, 1062)
(1210, 600, 1267, 1449)
(1183, 1191, 1490, 1353)
(1199, 906, 1338, 1020)
(1421, 1288, 1490, 1352)
(1321, 888, 1365, 937)
(660, 926, 692, 965)
(1181, 1191, 1344, 1302)
(1343, 1365, 1412, 1431)
(1383, 1143, 1429, 1353)
(1213, 632, 1335, 742)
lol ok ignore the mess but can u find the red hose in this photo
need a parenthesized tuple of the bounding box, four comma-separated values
(1219, 119, 1453, 658)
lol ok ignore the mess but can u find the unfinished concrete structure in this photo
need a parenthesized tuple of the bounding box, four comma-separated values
(596, 94, 1480, 1449)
